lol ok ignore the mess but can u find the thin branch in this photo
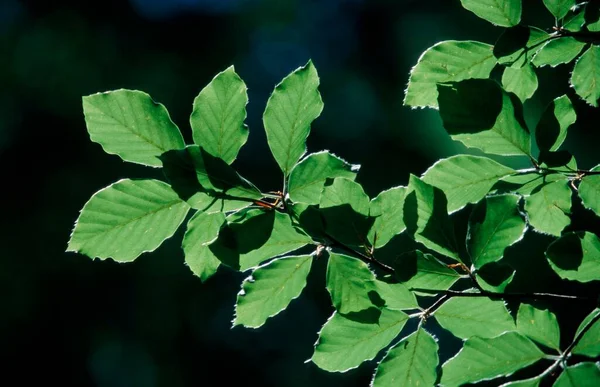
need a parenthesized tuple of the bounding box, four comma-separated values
(411, 288, 593, 302)
(327, 236, 396, 274)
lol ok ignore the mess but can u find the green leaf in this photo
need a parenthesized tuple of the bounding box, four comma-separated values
(437, 79, 531, 156)
(441, 332, 545, 386)
(460, 0, 521, 27)
(371, 328, 439, 387)
(311, 308, 409, 372)
(573, 309, 600, 357)
(182, 211, 226, 281)
(536, 95, 577, 152)
(532, 37, 587, 68)
(368, 186, 408, 248)
(326, 253, 378, 314)
(422, 155, 515, 213)
(495, 26, 550, 68)
(579, 166, 600, 217)
(263, 60, 324, 176)
(500, 376, 542, 387)
(404, 40, 496, 108)
(543, 0, 576, 19)
(212, 210, 313, 271)
(374, 281, 419, 310)
(190, 66, 248, 164)
(160, 145, 261, 201)
(234, 255, 312, 328)
(496, 172, 565, 196)
(502, 65, 538, 102)
(396, 250, 462, 294)
(546, 232, 600, 283)
(288, 151, 359, 205)
(476, 262, 516, 292)
(67, 179, 190, 262)
(468, 194, 527, 269)
(404, 175, 460, 260)
(320, 177, 373, 248)
(82, 90, 185, 167)
(571, 45, 600, 107)
(553, 363, 600, 387)
(575, 309, 600, 338)
(516, 304, 561, 350)
(434, 297, 516, 339)
(524, 180, 572, 236)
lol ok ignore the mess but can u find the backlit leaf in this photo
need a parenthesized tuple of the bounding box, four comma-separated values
(182, 211, 226, 281)
(263, 60, 324, 176)
(82, 90, 185, 167)
(571, 45, 600, 107)
(437, 79, 531, 156)
(468, 194, 527, 269)
(368, 186, 408, 248)
(495, 26, 550, 68)
(441, 332, 545, 386)
(190, 66, 249, 164)
(234, 255, 312, 328)
(579, 166, 600, 217)
(374, 281, 419, 310)
(572, 312, 600, 357)
(536, 95, 577, 152)
(395, 250, 462, 294)
(524, 180, 571, 236)
(68, 179, 189, 262)
(404, 40, 496, 108)
(460, 0, 522, 27)
(516, 304, 560, 350)
(422, 155, 515, 213)
(546, 232, 600, 283)
(543, 0, 576, 19)
(404, 175, 460, 260)
(326, 253, 378, 314)
(553, 363, 600, 387)
(502, 65, 538, 102)
(288, 151, 359, 205)
(311, 309, 409, 372)
(372, 328, 439, 387)
(434, 297, 516, 339)
(532, 37, 586, 68)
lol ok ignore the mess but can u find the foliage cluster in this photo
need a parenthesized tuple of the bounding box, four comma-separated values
(68, 0, 600, 385)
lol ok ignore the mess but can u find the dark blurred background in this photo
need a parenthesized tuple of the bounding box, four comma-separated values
(1, 0, 598, 386)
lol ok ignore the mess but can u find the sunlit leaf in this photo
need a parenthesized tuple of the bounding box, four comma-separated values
(495, 26, 550, 68)
(460, 0, 522, 27)
(368, 186, 408, 248)
(516, 304, 560, 350)
(395, 250, 462, 295)
(553, 363, 600, 387)
(437, 79, 531, 156)
(288, 151, 359, 205)
(543, 0, 576, 19)
(374, 281, 419, 310)
(579, 166, 600, 217)
(532, 37, 586, 68)
(524, 180, 571, 236)
(422, 155, 515, 213)
(496, 172, 565, 196)
(441, 332, 545, 386)
(434, 297, 516, 339)
(311, 309, 409, 372)
(404, 40, 496, 108)
(468, 194, 527, 269)
(234, 255, 312, 328)
(571, 45, 600, 107)
(404, 175, 459, 260)
(320, 177, 373, 248)
(536, 95, 577, 152)
(502, 65, 538, 102)
(575, 308, 600, 337)
(573, 311, 600, 357)
(82, 90, 185, 167)
(326, 253, 378, 314)
(372, 328, 439, 387)
(190, 66, 249, 164)
(263, 60, 324, 176)
(67, 179, 189, 262)
(182, 211, 226, 281)
(476, 262, 516, 293)
(546, 232, 600, 283)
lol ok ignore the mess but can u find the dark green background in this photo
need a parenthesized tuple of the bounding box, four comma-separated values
(1, 0, 598, 385)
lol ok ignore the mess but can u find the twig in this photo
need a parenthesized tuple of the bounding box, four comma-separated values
(411, 288, 592, 302)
